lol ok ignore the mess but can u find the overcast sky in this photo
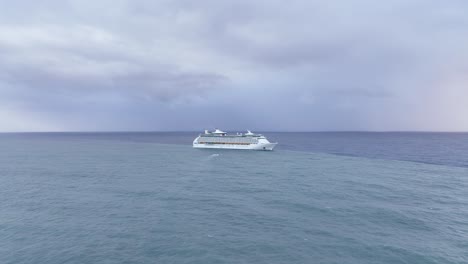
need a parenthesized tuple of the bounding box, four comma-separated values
(1, 0, 467, 132)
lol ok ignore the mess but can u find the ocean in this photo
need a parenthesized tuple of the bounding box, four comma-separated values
(0, 132, 467, 264)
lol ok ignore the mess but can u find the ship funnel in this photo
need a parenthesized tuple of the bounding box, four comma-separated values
(213, 128, 226, 134)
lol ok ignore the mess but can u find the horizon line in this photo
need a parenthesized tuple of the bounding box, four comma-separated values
(1, 130, 468, 133)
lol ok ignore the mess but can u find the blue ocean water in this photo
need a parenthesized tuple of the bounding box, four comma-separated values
(1, 132, 467, 264)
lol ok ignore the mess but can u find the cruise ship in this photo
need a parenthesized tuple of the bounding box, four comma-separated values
(193, 129, 278, 151)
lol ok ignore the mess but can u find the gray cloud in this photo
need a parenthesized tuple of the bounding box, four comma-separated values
(0, 23, 227, 102)
(0, 0, 467, 131)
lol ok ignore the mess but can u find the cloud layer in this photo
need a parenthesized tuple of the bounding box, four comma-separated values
(1, 0, 467, 131)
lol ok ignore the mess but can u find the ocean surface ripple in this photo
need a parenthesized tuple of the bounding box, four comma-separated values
(0, 133, 467, 264)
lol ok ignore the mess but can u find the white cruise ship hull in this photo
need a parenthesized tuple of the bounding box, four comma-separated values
(193, 142, 277, 151)
(192, 130, 278, 151)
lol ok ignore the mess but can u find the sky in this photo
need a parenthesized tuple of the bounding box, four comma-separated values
(0, 0, 467, 132)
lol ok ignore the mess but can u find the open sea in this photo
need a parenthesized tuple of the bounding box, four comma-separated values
(1, 132, 467, 264)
